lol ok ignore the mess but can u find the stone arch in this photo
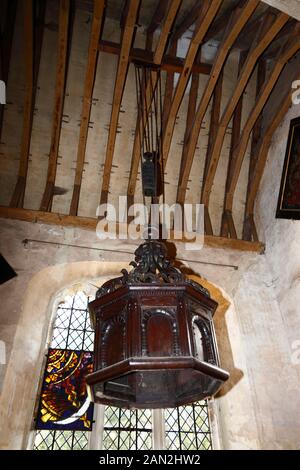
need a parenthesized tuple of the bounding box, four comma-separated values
(0, 261, 130, 450)
(0, 261, 257, 450)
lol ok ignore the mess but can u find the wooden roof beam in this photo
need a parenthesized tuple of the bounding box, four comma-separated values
(127, 3, 181, 203)
(162, 0, 222, 167)
(224, 25, 300, 213)
(245, 90, 295, 224)
(40, 0, 70, 212)
(242, 59, 266, 241)
(176, 0, 259, 206)
(69, 0, 105, 216)
(203, 71, 223, 236)
(99, 0, 140, 207)
(220, 51, 248, 239)
(98, 39, 212, 74)
(200, 11, 289, 208)
(0, 0, 17, 138)
(0, 206, 264, 253)
(10, 0, 46, 209)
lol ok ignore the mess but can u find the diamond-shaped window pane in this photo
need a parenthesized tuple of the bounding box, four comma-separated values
(72, 431, 89, 450)
(33, 430, 55, 450)
(165, 401, 212, 451)
(52, 431, 73, 450)
(73, 291, 88, 310)
(66, 329, 84, 350)
(54, 308, 71, 329)
(83, 331, 94, 351)
(70, 310, 87, 330)
(50, 328, 68, 349)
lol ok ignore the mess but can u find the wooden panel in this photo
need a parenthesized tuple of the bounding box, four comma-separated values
(162, 0, 222, 166)
(201, 11, 289, 207)
(40, 0, 70, 212)
(99, 0, 140, 206)
(69, 0, 105, 216)
(0, 206, 264, 253)
(225, 26, 300, 211)
(176, 0, 258, 206)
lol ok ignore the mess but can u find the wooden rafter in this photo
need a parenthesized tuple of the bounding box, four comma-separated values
(245, 91, 295, 222)
(203, 71, 224, 236)
(224, 25, 300, 212)
(201, 11, 289, 208)
(98, 40, 212, 75)
(220, 51, 248, 239)
(162, 41, 177, 133)
(40, 0, 70, 212)
(0, 0, 17, 138)
(162, 0, 222, 166)
(242, 59, 266, 241)
(127, 3, 181, 203)
(99, 0, 140, 207)
(9, 0, 34, 208)
(177, 57, 201, 188)
(146, 0, 169, 49)
(10, 0, 46, 208)
(176, 0, 259, 206)
(0, 206, 264, 253)
(69, 0, 105, 216)
(204, 0, 240, 42)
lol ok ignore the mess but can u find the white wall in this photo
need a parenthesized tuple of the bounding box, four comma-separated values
(1, 216, 300, 448)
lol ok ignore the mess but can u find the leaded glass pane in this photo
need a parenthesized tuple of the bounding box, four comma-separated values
(102, 406, 152, 450)
(165, 401, 212, 451)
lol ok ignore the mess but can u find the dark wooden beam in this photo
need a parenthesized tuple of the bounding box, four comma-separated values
(203, 70, 223, 236)
(162, 0, 222, 166)
(10, 0, 46, 208)
(98, 39, 212, 75)
(245, 95, 292, 218)
(69, 0, 105, 216)
(0, 206, 264, 253)
(176, 0, 259, 207)
(127, 3, 181, 207)
(242, 59, 266, 240)
(201, 11, 288, 208)
(0, 0, 17, 138)
(40, 0, 71, 212)
(99, 0, 140, 207)
(220, 50, 247, 238)
(225, 24, 300, 212)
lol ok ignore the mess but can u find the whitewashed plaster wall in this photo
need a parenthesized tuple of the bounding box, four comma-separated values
(254, 101, 300, 448)
(1, 217, 300, 448)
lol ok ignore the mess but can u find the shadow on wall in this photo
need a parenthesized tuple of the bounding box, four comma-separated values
(180, 266, 244, 397)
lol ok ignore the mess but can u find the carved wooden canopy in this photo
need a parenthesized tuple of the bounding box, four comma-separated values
(86, 240, 229, 408)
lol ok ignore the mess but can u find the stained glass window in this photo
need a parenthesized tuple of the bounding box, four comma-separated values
(33, 290, 214, 450)
(34, 291, 94, 450)
(35, 349, 94, 431)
